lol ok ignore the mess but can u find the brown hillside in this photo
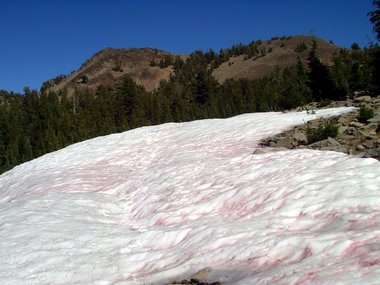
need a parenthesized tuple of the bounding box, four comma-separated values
(213, 35, 340, 83)
(43, 48, 183, 96)
(44, 35, 341, 95)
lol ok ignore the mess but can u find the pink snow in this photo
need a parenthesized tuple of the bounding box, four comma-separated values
(0, 107, 380, 284)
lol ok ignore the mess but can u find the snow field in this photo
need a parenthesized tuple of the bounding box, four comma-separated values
(1, 107, 380, 284)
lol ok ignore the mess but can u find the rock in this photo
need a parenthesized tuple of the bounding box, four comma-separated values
(362, 140, 376, 149)
(363, 148, 380, 160)
(354, 95, 372, 103)
(367, 115, 380, 123)
(346, 127, 361, 136)
(327, 137, 342, 147)
(338, 116, 348, 125)
(359, 128, 377, 138)
(253, 149, 266, 155)
(276, 137, 293, 148)
(337, 126, 348, 135)
(350, 121, 364, 128)
(356, 144, 366, 151)
(308, 140, 324, 149)
(190, 267, 212, 281)
(292, 132, 308, 144)
(309, 137, 342, 150)
(367, 122, 380, 131)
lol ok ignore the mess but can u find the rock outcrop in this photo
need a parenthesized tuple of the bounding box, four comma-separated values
(259, 95, 380, 160)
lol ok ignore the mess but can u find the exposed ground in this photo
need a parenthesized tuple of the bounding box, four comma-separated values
(259, 94, 380, 160)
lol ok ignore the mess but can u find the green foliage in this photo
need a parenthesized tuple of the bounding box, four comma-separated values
(358, 105, 375, 123)
(295, 42, 308, 53)
(351, 42, 360, 50)
(149, 55, 173, 68)
(40, 74, 66, 93)
(368, 0, 380, 41)
(306, 119, 339, 144)
(318, 98, 332, 107)
(308, 41, 348, 101)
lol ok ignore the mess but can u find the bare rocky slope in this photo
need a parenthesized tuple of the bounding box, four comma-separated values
(43, 35, 340, 96)
(43, 48, 181, 96)
(259, 94, 380, 160)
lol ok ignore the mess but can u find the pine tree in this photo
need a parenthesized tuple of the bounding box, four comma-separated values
(368, 0, 380, 41)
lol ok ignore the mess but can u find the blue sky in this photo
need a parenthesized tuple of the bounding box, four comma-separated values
(0, 0, 377, 93)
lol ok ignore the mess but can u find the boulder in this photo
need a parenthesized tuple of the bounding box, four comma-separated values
(356, 144, 366, 151)
(359, 128, 377, 138)
(276, 137, 293, 148)
(338, 116, 348, 125)
(327, 137, 343, 147)
(190, 267, 212, 281)
(367, 121, 380, 131)
(309, 137, 342, 149)
(368, 115, 380, 123)
(346, 127, 361, 136)
(253, 149, 267, 155)
(363, 148, 380, 160)
(337, 126, 348, 135)
(362, 140, 376, 149)
(350, 121, 364, 128)
(292, 132, 308, 144)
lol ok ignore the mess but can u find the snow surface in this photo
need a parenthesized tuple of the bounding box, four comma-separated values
(1, 107, 380, 285)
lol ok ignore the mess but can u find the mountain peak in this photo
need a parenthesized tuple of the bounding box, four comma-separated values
(42, 35, 340, 95)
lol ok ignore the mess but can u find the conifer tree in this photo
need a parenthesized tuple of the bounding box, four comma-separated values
(369, 0, 380, 41)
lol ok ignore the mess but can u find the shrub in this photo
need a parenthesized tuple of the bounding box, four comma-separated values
(358, 105, 374, 123)
(306, 119, 339, 143)
(294, 42, 308, 53)
(79, 75, 88, 84)
(318, 98, 332, 107)
(112, 65, 123, 72)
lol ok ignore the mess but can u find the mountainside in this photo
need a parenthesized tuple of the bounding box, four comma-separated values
(43, 48, 183, 96)
(213, 35, 339, 82)
(43, 35, 340, 95)
(1, 107, 380, 284)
